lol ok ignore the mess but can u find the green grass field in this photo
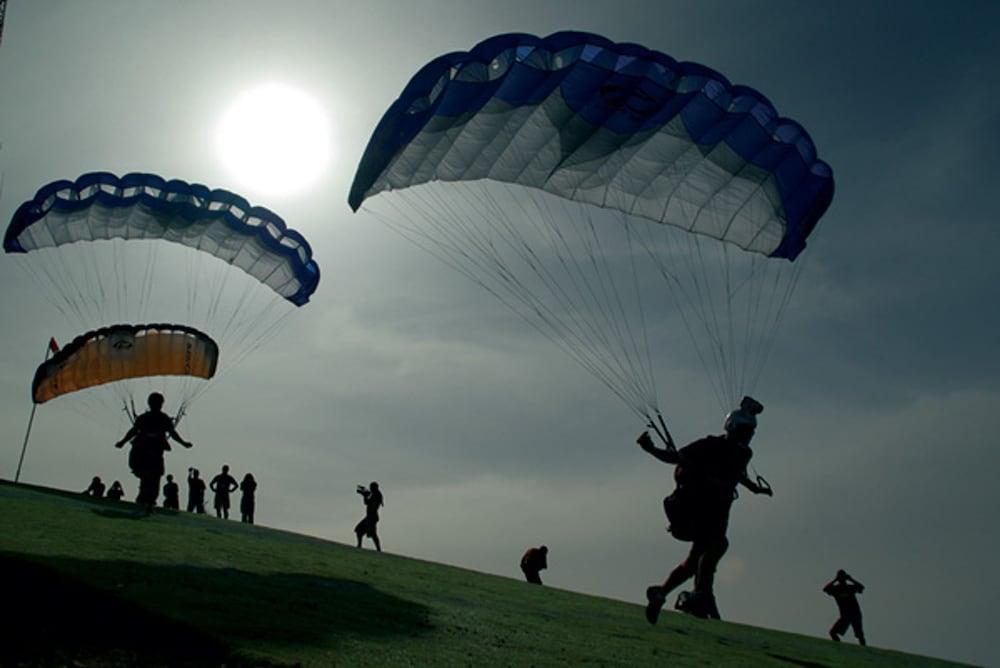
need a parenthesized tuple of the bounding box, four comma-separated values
(0, 480, 966, 667)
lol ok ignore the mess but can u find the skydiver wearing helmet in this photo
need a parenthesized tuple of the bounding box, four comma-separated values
(638, 396, 772, 622)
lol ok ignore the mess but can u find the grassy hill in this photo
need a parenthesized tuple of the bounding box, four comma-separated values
(0, 481, 966, 667)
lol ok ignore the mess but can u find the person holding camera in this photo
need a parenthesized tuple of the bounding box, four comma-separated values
(824, 569, 867, 645)
(354, 482, 384, 551)
(640, 396, 773, 623)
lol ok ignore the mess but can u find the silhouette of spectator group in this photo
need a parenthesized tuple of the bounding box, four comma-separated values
(84, 464, 257, 525)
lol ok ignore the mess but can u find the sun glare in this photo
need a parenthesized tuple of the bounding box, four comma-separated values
(216, 83, 333, 197)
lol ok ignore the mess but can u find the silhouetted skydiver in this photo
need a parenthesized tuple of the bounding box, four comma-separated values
(162, 474, 180, 510)
(107, 480, 125, 501)
(187, 468, 206, 513)
(240, 473, 257, 524)
(354, 482, 383, 551)
(640, 396, 772, 623)
(521, 545, 548, 585)
(82, 476, 106, 498)
(824, 570, 867, 646)
(210, 465, 239, 519)
(114, 392, 192, 512)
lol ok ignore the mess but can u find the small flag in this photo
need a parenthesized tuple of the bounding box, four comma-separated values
(48, 337, 60, 354)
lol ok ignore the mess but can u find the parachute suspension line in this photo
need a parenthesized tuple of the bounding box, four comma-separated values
(748, 255, 806, 393)
(623, 217, 660, 416)
(138, 240, 161, 323)
(504, 185, 654, 413)
(574, 200, 659, 416)
(630, 224, 728, 411)
(737, 254, 764, 405)
(14, 255, 84, 327)
(723, 243, 737, 408)
(566, 197, 657, 415)
(113, 238, 125, 319)
(663, 229, 729, 409)
(368, 188, 651, 421)
(37, 247, 93, 329)
(692, 233, 732, 407)
(444, 182, 642, 413)
(491, 182, 655, 416)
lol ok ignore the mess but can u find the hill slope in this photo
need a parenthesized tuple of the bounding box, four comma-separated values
(0, 481, 966, 667)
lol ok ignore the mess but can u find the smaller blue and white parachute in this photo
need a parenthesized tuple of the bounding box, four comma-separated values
(5, 173, 320, 417)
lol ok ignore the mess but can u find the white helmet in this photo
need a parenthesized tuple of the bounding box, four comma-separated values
(724, 408, 757, 435)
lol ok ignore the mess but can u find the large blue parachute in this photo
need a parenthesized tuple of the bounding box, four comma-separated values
(6, 172, 320, 305)
(351, 32, 835, 422)
(350, 31, 832, 261)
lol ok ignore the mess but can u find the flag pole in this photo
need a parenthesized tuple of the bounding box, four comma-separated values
(14, 341, 54, 483)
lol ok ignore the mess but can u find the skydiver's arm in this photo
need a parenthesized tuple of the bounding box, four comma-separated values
(637, 431, 679, 464)
(114, 424, 139, 448)
(168, 428, 193, 448)
(739, 473, 773, 496)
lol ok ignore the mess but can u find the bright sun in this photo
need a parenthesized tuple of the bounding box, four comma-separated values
(216, 83, 333, 197)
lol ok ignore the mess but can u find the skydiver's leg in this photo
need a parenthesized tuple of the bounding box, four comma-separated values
(830, 616, 849, 642)
(852, 616, 866, 646)
(693, 535, 729, 595)
(646, 543, 702, 624)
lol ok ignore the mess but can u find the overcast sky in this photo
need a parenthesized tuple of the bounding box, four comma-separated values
(1, 2, 998, 665)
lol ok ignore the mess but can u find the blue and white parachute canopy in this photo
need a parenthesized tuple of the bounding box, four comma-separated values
(5, 172, 320, 305)
(349, 31, 833, 260)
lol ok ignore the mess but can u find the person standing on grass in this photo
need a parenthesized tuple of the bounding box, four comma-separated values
(162, 474, 180, 510)
(114, 392, 192, 512)
(240, 473, 257, 524)
(354, 482, 384, 551)
(824, 570, 867, 646)
(187, 468, 206, 513)
(107, 480, 125, 501)
(82, 476, 106, 498)
(210, 465, 239, 519)
(520, 545, 548, 585)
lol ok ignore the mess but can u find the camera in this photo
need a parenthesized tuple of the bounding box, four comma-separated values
(356, 485, 367, 494)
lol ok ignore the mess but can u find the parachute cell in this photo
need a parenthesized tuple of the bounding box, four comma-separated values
(33, 323, 218, 404)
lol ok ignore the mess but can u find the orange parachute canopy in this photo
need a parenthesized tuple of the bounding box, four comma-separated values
(32, 324, 218, 404)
